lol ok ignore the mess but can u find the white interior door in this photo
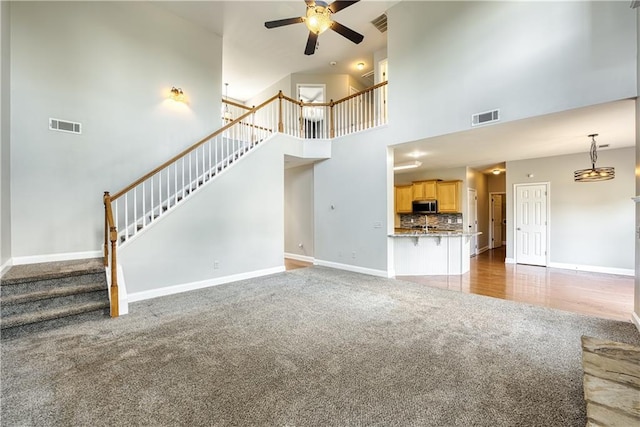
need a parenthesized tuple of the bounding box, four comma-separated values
(515, 183, 548, 266)
(467, 188, 478, 256)
(491, 194, 503, 249)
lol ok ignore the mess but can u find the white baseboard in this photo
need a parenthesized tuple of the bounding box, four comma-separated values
(505, 257, 516, 264)
(127, 266, 286, 303)
(477, 246, 490, 255)
(12, 250, 102, 266)
(548, 262, 634, 277)
(314, 259, 390, 278)
(0, 258, 13, 277)
(632, 312, 640, 333)
(284, 252, 314, 263)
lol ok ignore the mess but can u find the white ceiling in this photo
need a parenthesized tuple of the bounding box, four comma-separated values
(154, 0, 396, 102)
(392, 99, 636, 174)
(153, 1, 636, 173)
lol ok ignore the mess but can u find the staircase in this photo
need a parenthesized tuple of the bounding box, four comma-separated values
(0, 258, 110, 339)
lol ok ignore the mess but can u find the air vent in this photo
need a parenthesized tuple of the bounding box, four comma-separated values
(371, 13, 387, 33)
(471, 109, 500, 127)
(49, 118, 82, 134)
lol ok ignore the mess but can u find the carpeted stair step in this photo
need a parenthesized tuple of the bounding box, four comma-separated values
(1, 300, 109, 330)
(0, 258, 110, 338)
(1, 283, 107, 318)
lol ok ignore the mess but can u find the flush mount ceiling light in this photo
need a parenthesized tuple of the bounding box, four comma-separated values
(574, 134, 615, 182)
(492, 169, 501, 175)
(356, 62, 365, 70)
(394, 160, 422, 171)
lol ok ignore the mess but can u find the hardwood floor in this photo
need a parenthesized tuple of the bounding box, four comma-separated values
(285, 248, 635, 322)
(399, 246, 635, 323)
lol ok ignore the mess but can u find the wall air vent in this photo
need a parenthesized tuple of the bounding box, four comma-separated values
(371, 13, 387, 33)
(49, 118, 82, 135)
(471, 109, 500, 127)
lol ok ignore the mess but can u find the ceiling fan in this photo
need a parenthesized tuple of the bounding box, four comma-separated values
(264, 1, 364, 55)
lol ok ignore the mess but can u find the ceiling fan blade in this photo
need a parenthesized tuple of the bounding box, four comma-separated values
(304, 31, 319, 55)
(328, 1, 360, 14)
(265, 17, 304, 29)
(330, 21, 364, 44)
(305, 0, 316, 5)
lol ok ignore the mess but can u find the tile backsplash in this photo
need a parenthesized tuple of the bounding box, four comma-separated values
(399, 213, 463, 231)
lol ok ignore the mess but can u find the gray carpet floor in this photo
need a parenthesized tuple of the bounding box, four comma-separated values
(1, 266, 638, 426)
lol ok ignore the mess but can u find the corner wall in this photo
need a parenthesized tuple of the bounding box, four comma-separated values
(0, 0, 11, 271)
(9, 1, 222, 261)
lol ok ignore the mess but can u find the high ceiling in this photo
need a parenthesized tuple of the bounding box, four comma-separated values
(154, 1, 636, 173)
(154, 0, 397, 102)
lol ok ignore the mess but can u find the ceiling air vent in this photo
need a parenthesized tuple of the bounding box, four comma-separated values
(49, 118, 82, 135)
(471, 109, 500, 127)
(371, 13, 387, 33)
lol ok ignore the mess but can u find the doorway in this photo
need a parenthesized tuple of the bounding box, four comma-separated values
(514, 183, 549, 266)
(489, 192, 506, 249)
(467, 188, 478, 257)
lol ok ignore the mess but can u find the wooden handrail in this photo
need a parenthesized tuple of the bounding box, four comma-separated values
(110, 93, 280, 201)
(222, 98, 252, 111)
(333, 80, 388, 105)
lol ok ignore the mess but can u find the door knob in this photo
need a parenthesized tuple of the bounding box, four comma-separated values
(517, 227, 521, 231)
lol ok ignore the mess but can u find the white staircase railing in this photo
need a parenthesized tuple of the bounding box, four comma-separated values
(104, 82, 388, 316)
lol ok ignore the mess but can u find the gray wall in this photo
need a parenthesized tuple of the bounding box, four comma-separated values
(507, 147, 635, 271)
(284, 164, 314, 259)
(119, 138, 285, 294)
(387, 1, 636, 142)
(9, 1, 222, 260)
(0, 0, 10, 270)
(314, 128, 392, 274)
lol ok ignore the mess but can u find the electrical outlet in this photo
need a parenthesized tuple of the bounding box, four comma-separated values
(373, 221, 382, 228)
(457, 218, 462, 223)
(213, 260, 220, 270)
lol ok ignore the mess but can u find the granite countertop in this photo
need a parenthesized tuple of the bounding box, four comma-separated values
(390, 230, 482, 237)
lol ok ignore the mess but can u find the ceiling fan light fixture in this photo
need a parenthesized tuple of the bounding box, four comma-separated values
(305, 5, 332, 34)
(573, 134, 615, 182)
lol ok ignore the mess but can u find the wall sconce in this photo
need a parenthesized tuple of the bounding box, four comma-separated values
(170, 87, 185, 102)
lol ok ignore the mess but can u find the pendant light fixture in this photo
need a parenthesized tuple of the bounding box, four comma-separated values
(223, 83, 232, 120)
(573, 134, 614, 182)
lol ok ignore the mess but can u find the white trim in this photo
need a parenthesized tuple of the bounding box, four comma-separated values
(127, 266, 285, 303)
(284, 252, 314, 263)
(477, 245, 490, 254)
(0, 259, 13, 277)
(547, 262, 634, 277)
(632, 312, 640, 333)
(11, 250, 102, 266)
(314, 259, 390, 278)
(505, 257, 516, 264)
(105, 264, 129, 316)
(488, 191, 506, 250)
(513, 182, 550, 266)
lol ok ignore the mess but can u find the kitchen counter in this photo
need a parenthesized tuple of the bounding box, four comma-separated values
(389, 232, 482, 276)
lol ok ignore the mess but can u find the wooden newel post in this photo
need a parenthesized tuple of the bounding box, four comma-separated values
(329, 99, 335, 139)
(278, 91, 284, 133)
(109, 226, 119, 317)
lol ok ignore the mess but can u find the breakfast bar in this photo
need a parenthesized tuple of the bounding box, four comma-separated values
(390, 231, 481, 276)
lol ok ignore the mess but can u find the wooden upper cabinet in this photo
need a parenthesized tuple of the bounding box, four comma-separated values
(412, 180, 437, 201)
(395, 185, 413, 213)
(437, 180, 462, 213)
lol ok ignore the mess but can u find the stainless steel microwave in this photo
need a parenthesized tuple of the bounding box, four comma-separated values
(412, 200, 438, 214)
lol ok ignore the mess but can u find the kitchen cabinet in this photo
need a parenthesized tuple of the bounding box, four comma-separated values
(395, 185, 413, 213)
(437, 180, 462, 213)
(412, 180, 437, 201)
